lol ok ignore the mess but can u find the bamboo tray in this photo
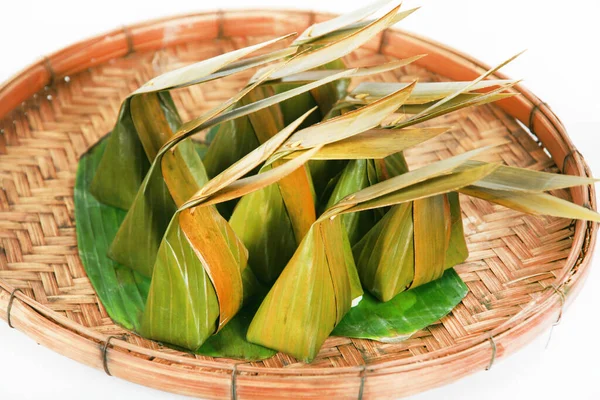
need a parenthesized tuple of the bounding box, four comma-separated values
(0, 9, 596, 399)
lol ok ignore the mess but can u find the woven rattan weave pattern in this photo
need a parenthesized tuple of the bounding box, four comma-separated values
(0, 10, 596, 399)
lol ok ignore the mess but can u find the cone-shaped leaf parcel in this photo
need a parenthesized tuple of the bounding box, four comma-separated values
(90, 34, 295, 210)
(247, 216, 362, 362)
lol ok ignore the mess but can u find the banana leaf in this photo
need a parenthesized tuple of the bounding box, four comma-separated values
(305, 58, 352, 200)
(188, 151, 324, 213)
(377, 148, 410, 178)
(408, 52, 524, 123)
(276, 82, 415, 151)
(332, 269, 467, 341)
(192, 107, 318, 282)
(202, 57, 350, 196)
(221, 86, 317, 283)
(316, 121, 443, 261)
(198, 301, 277, 360)
(75, 139, 150, 330)
(229, 182, 297, 282)
(179, 137, 368, 361)
(300, 58, 352, 202)
(336, 87, 517, 129)
(76, 127, 596, 362)
(327, 153, 599, 338)
(241, 157, 468, 358)
(392, 93, 513, 116)
(200, 60, 326, 218)
(203, 115, 259, 181)
(346, 151, 460, 301)
(299, 77, 441, 199)
(391, 88, 518, 129)
(412, 195, 451, 287)
(445, 192, 469, 268)
(331, 151, 600, 322)
(321, 150, 410, 248)
(203, 65, 350, 186)
(106, 86, 215, 275)
(235, 81, 429, 288)
(310, 159, 349, 205)
(237, 86, 316, 248)
(194, 142, 209, 159)
(329, 68, 518, 132)
(352, 201, 415, 301)
(202, 103, 261, 219)
(202, 73, 343, 175)
(139, 192, 253, 345)
(296, 57, 418, 203)
(198, 264, 275, 360)
(244, 168, 469, 352)
(159, 8, 435, 156)
(322, 147, 495, 217)
(338, 163, 503, 215)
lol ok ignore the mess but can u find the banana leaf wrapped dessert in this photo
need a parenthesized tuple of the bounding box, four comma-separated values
(247, 216, 363, 361)
(352, 154, 600, 302)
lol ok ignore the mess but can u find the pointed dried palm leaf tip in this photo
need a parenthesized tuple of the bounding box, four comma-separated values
(269, 3, 403, 79)
(410, 50, 526, 121)
(294, 0, 402, 44)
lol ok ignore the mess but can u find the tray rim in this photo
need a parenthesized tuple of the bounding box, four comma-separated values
(0, 8, 596, 399)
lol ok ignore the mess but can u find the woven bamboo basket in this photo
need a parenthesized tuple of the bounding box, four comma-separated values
(0, 9, 596, 399)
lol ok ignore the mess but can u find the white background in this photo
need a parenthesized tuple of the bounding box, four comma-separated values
(1, 0, 599, 399)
